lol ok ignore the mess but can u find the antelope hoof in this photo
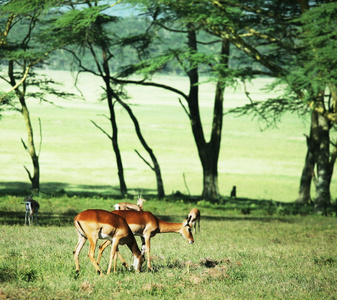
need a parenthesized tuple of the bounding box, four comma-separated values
(147, 267, 157, 272)
(74, 270, 80, 280)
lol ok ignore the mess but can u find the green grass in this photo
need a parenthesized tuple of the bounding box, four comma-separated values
(2, 71, 332, 202)
(1, 72, 336, 298)
(0, 195, 336, 299)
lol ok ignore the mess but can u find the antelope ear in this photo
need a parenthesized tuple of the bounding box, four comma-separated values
(24, 195, 33, 202)
(184, 215, 192, 226)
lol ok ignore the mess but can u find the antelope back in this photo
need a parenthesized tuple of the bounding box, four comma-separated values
(74, 209, 129, 239)
(112, 210, 158, 230)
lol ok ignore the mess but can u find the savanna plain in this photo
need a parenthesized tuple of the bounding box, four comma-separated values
(1, 72, 337, 299)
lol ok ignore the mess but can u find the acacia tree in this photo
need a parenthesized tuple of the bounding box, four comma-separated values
(296, 1, 337, 211)
(207, 0, 337, 211)
(48, 1, 165, 197)
(0, 0, 59, 191)
(130, 0, 336, 206)
(113, 1, 240, 200)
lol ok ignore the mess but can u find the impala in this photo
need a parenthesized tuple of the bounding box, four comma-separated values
(113, 197, 146, 211)
(97, 211, 194, 270)
(22, 196, 39, 225)
(73, 209, 144, 276)
(187, 208, 200, 233)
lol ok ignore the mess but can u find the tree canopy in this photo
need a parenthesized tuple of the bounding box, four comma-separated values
(1, 0, 337, 206)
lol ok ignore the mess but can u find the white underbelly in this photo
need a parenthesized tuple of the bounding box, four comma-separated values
(99, 232, 113, 241)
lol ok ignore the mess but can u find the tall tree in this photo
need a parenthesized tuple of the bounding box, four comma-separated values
(48, 1, 165, 197)
(296, 1, 337, 211)
(113, 1, 240, 200)
(204, 0, 337, 210)
(0, 0, 58, 191)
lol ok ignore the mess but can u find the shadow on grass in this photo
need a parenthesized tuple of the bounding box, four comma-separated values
(1, 182, 336, 226)
(0, 181, 156, 199)
(0, 211, 76, 226)
(0, 211, 296, 227)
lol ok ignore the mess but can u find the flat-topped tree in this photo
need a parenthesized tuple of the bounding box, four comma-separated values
(0, 0, 73, 191)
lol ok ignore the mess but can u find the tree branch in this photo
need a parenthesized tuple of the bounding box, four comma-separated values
(242, 80, 268, 123)
(242, 27, 279, 43)
(23, 165, 33, 181)
(0, 64, 31, 103)
(64, 48, 101, 77)
(134, 149, 154, 171)
(21, 138, 28, 152)
(308, 101, 337, 124)
(211, 0, 295, 22)
(90, 120, 112, 140)
(178, 98, 190, 118)
(183, 173, 191, 196)
(0, 48, 57, 104)
(109, 76, 189, 102)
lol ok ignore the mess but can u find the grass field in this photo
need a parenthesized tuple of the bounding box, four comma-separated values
(1, 72, 336, 298)
(0, 195, 336, 299)
(1, 70, 329, 202)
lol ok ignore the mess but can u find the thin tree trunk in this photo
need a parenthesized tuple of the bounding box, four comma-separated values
(328, 83, 337, 187)
(101, 48, 127, 196)
(314, 113, 331, 213)
(106, 93, 127, 195)
(113, 94, 165, 198)
(8, 60, 40, 191)
(297, 111, 319, 204)
(20, 97, 40, 191)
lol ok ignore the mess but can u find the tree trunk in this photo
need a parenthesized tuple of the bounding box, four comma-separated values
(201, 148, 219, 199)
(101, 48, 127, 196)
(106, 90, 127, 196)
(297, 111, 319, 204)
(314, 113, 331, 213)
(113, 94, 165, 198)
(8, 60, 40, 191)
(327, 83, 337, 189)
(20, 97, 40, 191)
(186, 26, 227, 200)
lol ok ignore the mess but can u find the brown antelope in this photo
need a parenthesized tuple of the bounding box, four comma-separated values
(187, 208, 200, 233)
(73, 209, 144, 277)
(113, 197, 146, 211)
(22, 196, 40, 225)
(97, 211, 194, 270)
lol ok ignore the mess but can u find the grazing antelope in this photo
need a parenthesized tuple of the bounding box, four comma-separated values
(187, 208, 200, 233)
(22, 196, 39, 225)
(113, 197, 146, 211)
(73, 209, 144, 277)
(97, 211, 194, 270)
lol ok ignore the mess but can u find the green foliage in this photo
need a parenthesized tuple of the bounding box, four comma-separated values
(298, 2, 337, 87)
(50, 4, 113, 45)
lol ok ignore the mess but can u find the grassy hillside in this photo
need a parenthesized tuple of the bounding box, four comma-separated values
(1, 71, 333, 202)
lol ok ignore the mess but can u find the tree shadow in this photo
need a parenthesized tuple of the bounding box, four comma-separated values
(0, 181, 155, 198)
(0, 211, 75, 226)
(1, 182, 335, 226)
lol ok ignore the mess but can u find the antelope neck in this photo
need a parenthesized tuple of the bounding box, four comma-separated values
(157, 219, 182, 233)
